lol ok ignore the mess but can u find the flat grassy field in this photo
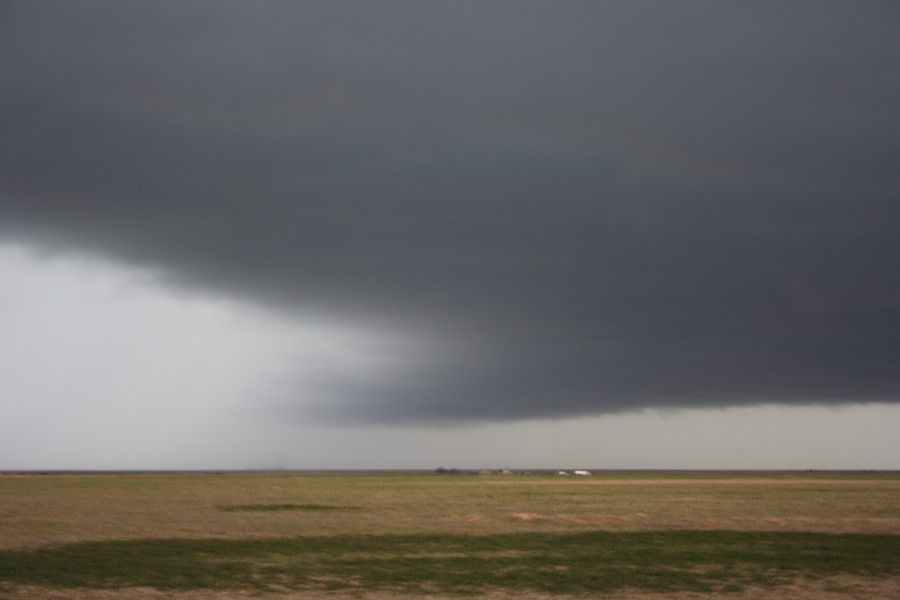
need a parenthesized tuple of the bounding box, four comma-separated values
(0, 471, 898, 598)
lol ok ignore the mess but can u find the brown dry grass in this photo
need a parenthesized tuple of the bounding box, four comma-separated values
(1, 471, 898, 598)
(1, 471, 898, 551)
(3, 575, 899, 600)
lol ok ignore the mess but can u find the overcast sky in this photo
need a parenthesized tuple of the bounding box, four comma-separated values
(1, 1, 898, 469)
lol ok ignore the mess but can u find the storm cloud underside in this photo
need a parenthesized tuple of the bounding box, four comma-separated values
(1, 1, 898, 425)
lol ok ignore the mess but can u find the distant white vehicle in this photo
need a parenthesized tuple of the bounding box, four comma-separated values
(574, 470, 592, 476)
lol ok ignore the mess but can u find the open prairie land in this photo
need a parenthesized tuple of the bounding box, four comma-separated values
(0, 471, 898, 598)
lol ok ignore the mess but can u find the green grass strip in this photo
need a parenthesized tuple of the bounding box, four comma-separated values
(0, 531, 897, 594)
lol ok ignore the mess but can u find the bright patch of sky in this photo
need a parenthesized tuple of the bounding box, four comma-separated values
(2, 244, 897, 471)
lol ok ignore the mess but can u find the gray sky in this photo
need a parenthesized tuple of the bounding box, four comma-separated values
(1, 1, 898, 469)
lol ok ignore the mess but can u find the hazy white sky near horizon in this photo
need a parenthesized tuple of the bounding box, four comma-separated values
(3, 244, 897, 471)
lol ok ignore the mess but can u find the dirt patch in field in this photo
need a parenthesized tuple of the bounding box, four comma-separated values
(505, 512, 544, 522)
(3, 575, 899, 599)
(499, 512, 653, 525)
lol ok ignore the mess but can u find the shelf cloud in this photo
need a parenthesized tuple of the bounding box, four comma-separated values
(1, 1, 898, 427)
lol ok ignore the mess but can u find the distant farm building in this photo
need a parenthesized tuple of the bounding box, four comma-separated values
(574, 470, 592, 476)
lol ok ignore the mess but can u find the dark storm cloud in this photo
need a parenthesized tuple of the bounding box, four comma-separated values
(2, 1, 898, 423)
